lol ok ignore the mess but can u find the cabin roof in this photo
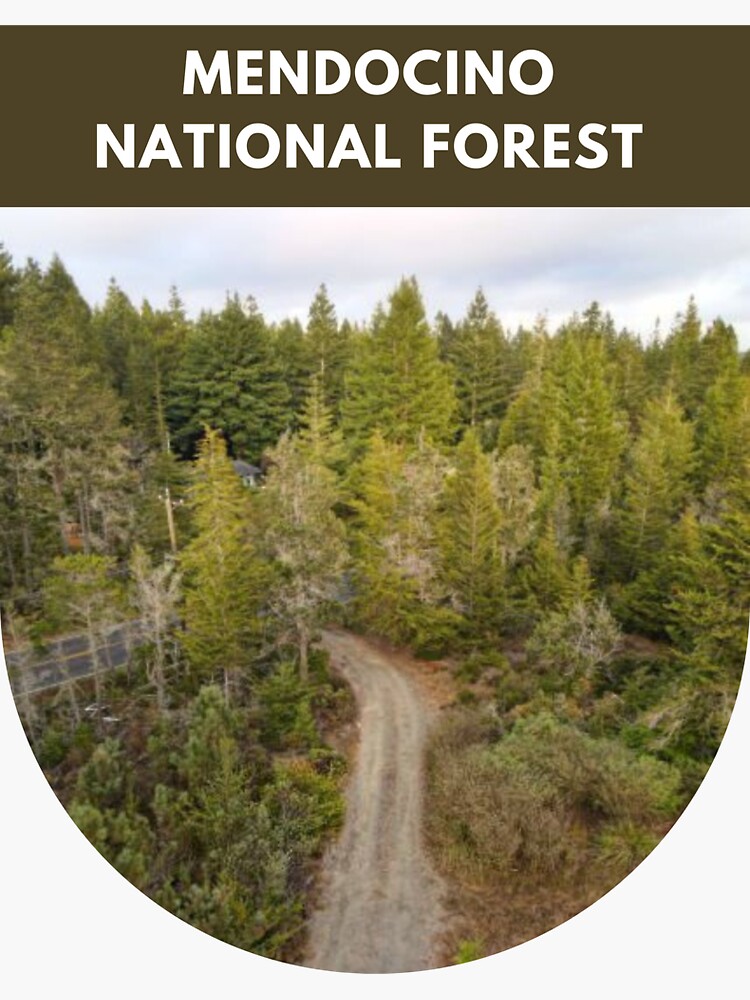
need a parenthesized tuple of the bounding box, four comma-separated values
(232, 460, 262, 477)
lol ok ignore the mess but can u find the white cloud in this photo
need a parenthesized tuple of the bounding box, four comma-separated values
(1, 207, 748, 345)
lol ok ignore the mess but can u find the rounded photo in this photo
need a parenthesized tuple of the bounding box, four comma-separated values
(1, 208, 747, 973)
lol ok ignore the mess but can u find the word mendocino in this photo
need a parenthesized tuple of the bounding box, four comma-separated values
(96, 47, 644, 172)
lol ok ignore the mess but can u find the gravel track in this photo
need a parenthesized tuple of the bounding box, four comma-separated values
(305, 630, 446, 974)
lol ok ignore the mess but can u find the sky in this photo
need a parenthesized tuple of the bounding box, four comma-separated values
(1, 207, 749, 346)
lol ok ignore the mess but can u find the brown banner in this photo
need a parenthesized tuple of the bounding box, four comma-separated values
(0, 25, 747, 206)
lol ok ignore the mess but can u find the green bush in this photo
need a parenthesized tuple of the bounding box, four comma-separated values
(264, 759, 344, 858)
(75, 738, 128, 810)
(256, 663, 318, 751)
(37, 725, 69, 770)
(596, 821, 660, 875)
(426, 709, 682, 883)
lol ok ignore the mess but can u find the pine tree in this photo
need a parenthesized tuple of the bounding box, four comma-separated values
(662, 298, 705, 417)
(272, 317, 310, 421)
(0, 243, 19, 331)
(168, 295, 291, 461)
(0, 259, 135, 589)
(618, 391, 694, 578)
(699, 318, 739, 389)
(180, 429, 268, 702)
(258, 379, 348, 680)
(695, 366, 750, 489)
(349, 431, 451, 646)
(553, 331, 627, 540)
(444, 289, 510, 443)
(306, 284, 350, 413)
(342, 278, 456, 451)
(609, 328, 650, 430)
(297, 372, 346, 471)
(439, 428, 504, 633)
(496, 351, 560, 467)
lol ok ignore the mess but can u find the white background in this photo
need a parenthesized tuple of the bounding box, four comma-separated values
(2, 4, 749, 998)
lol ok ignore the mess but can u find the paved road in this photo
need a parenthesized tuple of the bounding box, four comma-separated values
(305, 630, 446, 974)
(4, 622, 145, 696)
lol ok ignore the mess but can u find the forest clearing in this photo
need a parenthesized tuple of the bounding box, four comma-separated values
(0, 243, 747, 970)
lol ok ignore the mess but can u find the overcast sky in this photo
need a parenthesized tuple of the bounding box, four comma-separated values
(1, 208, 748, 346)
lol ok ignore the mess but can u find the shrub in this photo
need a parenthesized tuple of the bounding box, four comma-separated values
(37, 725, 69, 770)
(75, 738, 128, 810)
(426, 709, 682, 884)
(526, 599, 622, 684)
(596, 821, 660, 875)
(256, 662, 317, 751)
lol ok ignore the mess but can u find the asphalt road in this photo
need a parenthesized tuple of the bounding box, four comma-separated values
(4, 622, 144, 696)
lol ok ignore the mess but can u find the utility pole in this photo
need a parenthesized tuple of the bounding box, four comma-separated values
(164, 485, 178, 554)
(161, 417, 178, 555)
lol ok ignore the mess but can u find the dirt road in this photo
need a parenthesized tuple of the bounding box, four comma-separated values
(305, 630, 446, 974)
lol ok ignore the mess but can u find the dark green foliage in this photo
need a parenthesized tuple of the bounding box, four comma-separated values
(306, 284, 350, 413)
(438, 428, 504, 632)
(0, 243, 19, 330)
(180, 428, 269, 699)
(342, 277, 457, 451)
(168, 295, 290, 461)
(63, 681, 344, 959)
(271, 317, 310, 420)
(442, 289, 510, 445)
(256, 663, 318, 751)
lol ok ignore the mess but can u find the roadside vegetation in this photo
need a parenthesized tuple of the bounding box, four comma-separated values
(0, 244, 747, 962)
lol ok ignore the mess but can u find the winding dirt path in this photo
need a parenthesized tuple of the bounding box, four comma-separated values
(305, 630, 446, 974)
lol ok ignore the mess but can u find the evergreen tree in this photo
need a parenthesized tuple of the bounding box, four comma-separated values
(496, 351, 560, 467)
(262, 435, 347, 680)
(695, 366, 750, 489)
(662, 298, 705, 417)
(439, 429, 504, 632)
(0, 260, 135, 591)
(180, 429, 268, 701)
(297, 372, 346, 471)
(272, 317, 310, 421)
(699, 318, 739, 389)
(260, 380, 349, 680)
(444, 289, 510, 444)
(618, 391, 694, 578)
(306, 284, 350, 412)
(349, 431, 451, 646)
(0, 243, 19, 331)
(168, 295, 290, 461)
(491, 444, 539, 569)
(342, 278, 456, 451)
(553, 331, 627, 540)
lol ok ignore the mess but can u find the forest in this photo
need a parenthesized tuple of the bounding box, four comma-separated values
(0, 243, 748, 965)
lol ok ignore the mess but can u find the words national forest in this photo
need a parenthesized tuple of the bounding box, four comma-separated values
(0, 245, 747, 972)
